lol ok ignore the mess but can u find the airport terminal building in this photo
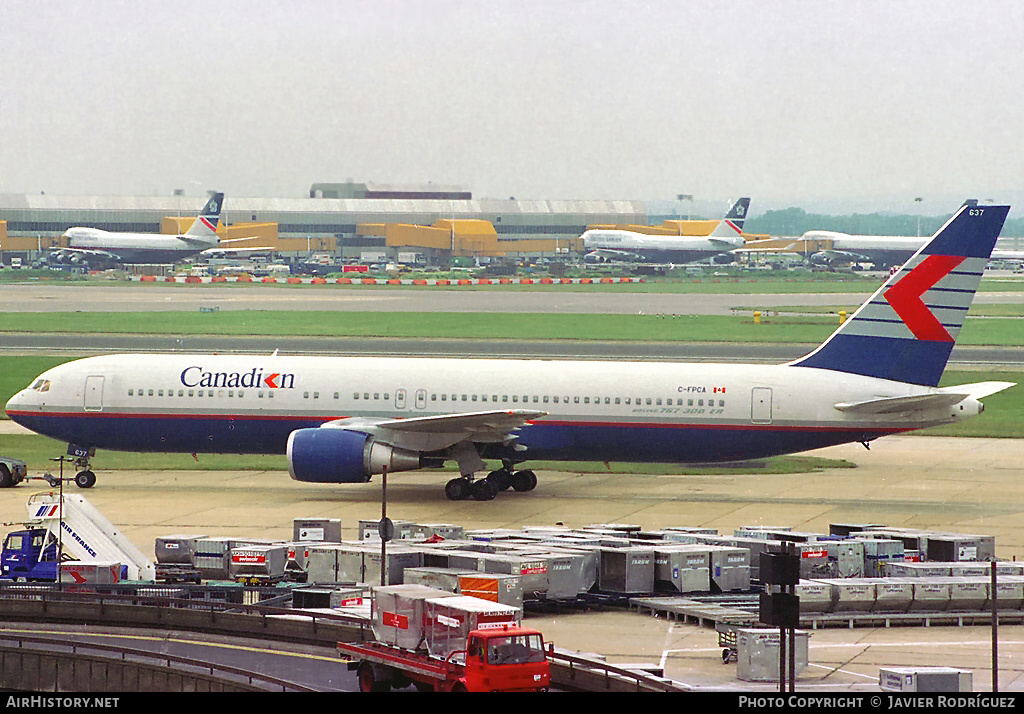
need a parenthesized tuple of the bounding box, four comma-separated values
(0, 183, 648, 263)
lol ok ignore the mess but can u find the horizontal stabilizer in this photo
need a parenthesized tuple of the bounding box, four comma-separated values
(834, 381, 1014, 415)
(834, 393, 968, 414)
(939, 381, 1016, 400)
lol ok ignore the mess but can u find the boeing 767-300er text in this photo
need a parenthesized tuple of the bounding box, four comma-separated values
(6, 204, 1015, 500)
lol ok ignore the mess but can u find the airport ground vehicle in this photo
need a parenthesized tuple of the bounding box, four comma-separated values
(339, 586, 550, 692)
(0, 458, 27, 488)
(339, 623, 550, 692)
(0, 492, 155, 582)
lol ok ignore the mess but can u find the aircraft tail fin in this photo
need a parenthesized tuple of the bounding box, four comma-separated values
(709, 197, 750, 239)
(184, 192, 224, 239)
(790, 203, 1009, 387)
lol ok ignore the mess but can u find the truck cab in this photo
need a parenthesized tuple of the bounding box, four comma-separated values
(1, 528, 58, 581)
(464, 626, 550, 692)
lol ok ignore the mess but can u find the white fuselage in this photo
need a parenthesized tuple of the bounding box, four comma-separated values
(5, 353, 975, 464)
(64, 227, 216, 263)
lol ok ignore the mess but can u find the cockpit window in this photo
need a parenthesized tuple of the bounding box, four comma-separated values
(29, 379, 51, 392)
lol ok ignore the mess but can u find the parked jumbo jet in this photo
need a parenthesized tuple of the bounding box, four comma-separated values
(583, 197, 750, 265)
(53, 192, 226, 266)
(802, 201, 1024, 269)
(6, 204, 1014, 500)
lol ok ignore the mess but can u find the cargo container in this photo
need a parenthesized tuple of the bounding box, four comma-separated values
(654, 545, 711, 593)
(371, 584, 461, 650)
(292, 518, 342, 543)
(60, 560, 122, 585)
(879, 667, 972, 692)
(597, 547, 655, 594)
(736, 628, 809, 682)
(229, 544, 288, 584)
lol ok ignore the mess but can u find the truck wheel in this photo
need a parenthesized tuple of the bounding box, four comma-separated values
(357, 662, 391, 693)
(0, 465, 12, 488)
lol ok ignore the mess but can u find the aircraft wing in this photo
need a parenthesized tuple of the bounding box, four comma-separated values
(834, 382, 1014, 415)
(51, 247, 118, 260)
(584, 248, 645, 263)
(813, 249, 872, 264)
(199, 245, 277, 256)
(320, 409, 546, 452)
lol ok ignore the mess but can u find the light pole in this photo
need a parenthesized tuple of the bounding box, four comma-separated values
(677, 194, 694, 234)
(914, 197, 924, 237)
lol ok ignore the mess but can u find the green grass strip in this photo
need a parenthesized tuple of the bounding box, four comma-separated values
(0, 310, 1020, 346)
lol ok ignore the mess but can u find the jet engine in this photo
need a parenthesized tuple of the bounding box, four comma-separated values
(286, 428, 423, 483)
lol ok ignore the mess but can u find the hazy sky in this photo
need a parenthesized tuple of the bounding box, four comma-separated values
(2, 1, 1022, 216)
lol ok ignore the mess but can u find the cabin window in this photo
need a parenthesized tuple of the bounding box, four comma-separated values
(441, 394, 448, 401)
(719, 399, 725, 407)
(128, 389, 134, 396)
(543, 396, 549, 403)
(574, 396, 580, 404)
(373, 393, 379, 400)
(353, 392, 359, 399)
(512, 395, 519, 403)
(334, 392, 339, 399)
(472, 394, 478, 402)
(698, 399, 704, 406)
(383, 393, 389, 400)
(313, 392, 319, 399)
(502, 395, 508, 403)
(584, 397, 590, 404)
(656, 398, 662, 406)
(431, 394, 437, 401)
(645, 398, 652, 405)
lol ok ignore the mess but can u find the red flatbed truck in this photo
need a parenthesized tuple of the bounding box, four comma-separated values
(339, 624, 551, 692)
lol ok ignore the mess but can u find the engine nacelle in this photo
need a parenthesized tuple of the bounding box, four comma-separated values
(711, 253, 736, 264)
(287, 428, 423, 483)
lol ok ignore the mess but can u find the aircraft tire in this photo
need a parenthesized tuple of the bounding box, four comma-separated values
(74, 470, 97, 489)
(486, 469, 512, 491)
(511, 470, 537, 492)
(445, 478, 471, 501)
(472, 479, 498, 501)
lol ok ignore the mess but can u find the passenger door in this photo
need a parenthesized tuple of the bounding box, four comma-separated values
(84, 376, 104, 412)
(751, 387, 772, 424)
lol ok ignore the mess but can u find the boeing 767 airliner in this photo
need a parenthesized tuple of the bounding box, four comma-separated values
(6, 203, 1014, 500)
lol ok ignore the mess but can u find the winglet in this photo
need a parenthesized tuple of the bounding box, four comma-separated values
(790, 203, 1009, 386)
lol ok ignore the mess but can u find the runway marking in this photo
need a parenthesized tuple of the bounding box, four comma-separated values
(0, 628, 339, 662)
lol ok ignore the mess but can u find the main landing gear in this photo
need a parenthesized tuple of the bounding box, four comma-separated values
(443, 465, 538, 502)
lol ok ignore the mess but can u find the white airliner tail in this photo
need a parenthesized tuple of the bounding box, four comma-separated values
(182, 192, 224, 242)
(708, 197, 750, 240)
